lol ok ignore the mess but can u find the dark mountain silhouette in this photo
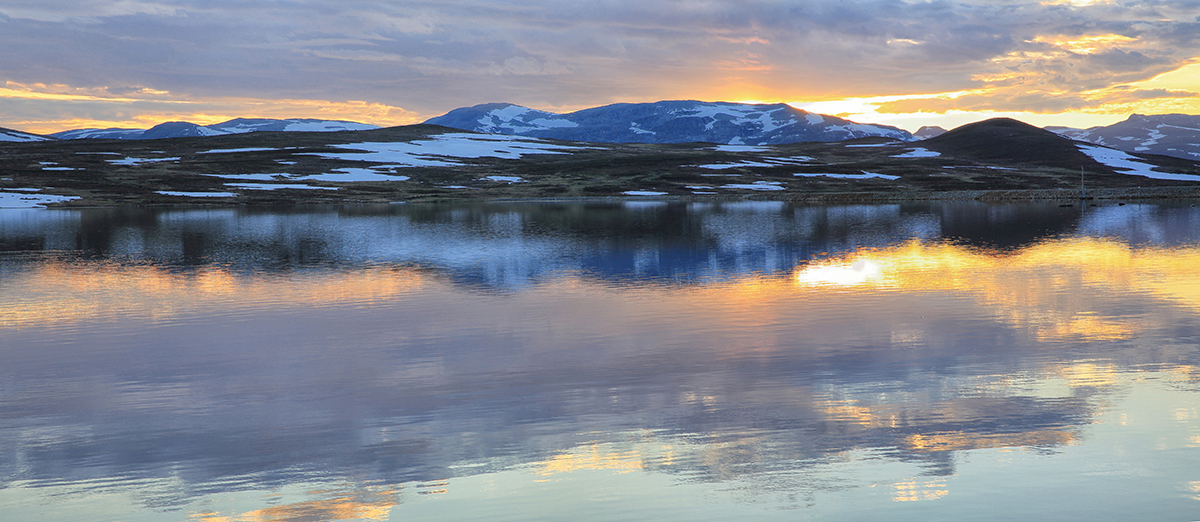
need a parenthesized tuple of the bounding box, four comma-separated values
(924, 118, 1093, 169)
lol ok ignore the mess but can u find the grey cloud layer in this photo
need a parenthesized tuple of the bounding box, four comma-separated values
(1, 0, 1198, 119)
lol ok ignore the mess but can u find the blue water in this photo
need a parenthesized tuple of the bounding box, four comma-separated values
(1, 200, 1198, 521)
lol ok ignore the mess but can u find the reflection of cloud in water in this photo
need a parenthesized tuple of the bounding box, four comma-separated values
(3, 202, 1200, 518)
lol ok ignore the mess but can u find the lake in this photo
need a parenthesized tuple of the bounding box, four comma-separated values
(1, 200, 1198, 521)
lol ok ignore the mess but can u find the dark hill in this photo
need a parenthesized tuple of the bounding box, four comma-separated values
(924, 118, 1092, 169)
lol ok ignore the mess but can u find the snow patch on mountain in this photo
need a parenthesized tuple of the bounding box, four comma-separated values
(1, 128, 52, 142)
(50, 118, 379, 140)
(1078, 144, 1200, 181)
(425, 101, 912, 145)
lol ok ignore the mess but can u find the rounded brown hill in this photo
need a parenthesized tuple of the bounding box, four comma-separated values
(922, 117, 1092, 169)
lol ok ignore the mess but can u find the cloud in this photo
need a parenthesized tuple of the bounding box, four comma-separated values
(1, 0, 1200, 131)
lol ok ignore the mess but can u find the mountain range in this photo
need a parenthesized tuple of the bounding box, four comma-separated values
(1047, 114, 1200, 161)
(423, 101, 914, 145)
(49, 118, 379, 140)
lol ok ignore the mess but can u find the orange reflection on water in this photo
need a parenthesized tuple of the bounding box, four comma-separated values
(792, 237, 1200, 342)
(904, 429, 1076, 453)
(536, 443, 655, 476)
(189, 487, 397, 522)
(0, 263, 428, 330)
(893, 478, 949, 502)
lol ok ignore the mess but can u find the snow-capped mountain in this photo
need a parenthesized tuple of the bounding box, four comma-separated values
(51, 118, 379, 140)
(1046, 114, 1200, 161)
(913, 126, 947, 140)
(1, 127, 53, 142)
(424, 101, 913, 145)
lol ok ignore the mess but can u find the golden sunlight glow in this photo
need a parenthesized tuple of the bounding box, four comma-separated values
(1031, 34, 1138, 55)
(1, 81, 422, 134)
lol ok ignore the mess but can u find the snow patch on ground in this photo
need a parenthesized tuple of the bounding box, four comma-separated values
(891, 148, 940, 158)
(204, 173, 288, 181)
(623, 190, 668, 196)
(304, 133, 588, 167)
(844, 143, 890, 148)
(721, 181, 786, 191)
(711, 144, 769, 152)
(155, 191, 237, 198)
(304, 168, 412, 182)
(224, 183, 338, 191)
(198, 147, 278, 154)
(0, 192, 80, 207)
(794, 171, 899, 180)
(107, 156, 181, 165)
(1078, 144, 1200, 181)
(699, 161, 779, 170)
(482, 176, 526, 183)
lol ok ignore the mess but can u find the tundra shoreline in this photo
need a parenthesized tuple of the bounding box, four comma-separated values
(26, 185, 1200, 209)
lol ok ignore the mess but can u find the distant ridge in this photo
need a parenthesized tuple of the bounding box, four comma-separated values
(424, 100, 913, 145)
(1, 126, 53, 142)
(51, 118, 379, 140)
(1046, 113, 1200, 161)
(925, 118, 1092, 169)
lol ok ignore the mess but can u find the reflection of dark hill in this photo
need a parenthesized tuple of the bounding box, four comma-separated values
(932, 202, 1081, 249)
(924, 118, 1092, 169)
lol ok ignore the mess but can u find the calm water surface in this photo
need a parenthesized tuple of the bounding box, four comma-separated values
(1, 201, 1199, 521)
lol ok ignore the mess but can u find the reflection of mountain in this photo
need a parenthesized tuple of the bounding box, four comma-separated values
(2, 201, 1172, 290)
(3, 208, 1200, 514)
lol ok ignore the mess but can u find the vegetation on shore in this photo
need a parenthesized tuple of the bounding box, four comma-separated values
(2, 120, 1199, 207)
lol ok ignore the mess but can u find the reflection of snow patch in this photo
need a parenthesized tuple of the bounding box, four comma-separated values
(1078, 144, 1200, 181)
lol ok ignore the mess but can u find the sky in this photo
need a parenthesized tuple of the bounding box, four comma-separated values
(1, 0, 1199, 134)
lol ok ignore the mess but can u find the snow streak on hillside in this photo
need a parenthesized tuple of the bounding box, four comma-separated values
(425, 101, 912, 145)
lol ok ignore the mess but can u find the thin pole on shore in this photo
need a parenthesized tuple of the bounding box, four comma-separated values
(1081, 166, 1086, 199)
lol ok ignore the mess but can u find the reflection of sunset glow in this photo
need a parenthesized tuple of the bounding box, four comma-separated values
(189, 488, 397, 522)
(1057, 362, 1120, 388)
(791, 238, 1200, 343)
(905, 430, 1076, 453)
(893, 478, 949, 502)
(0, 264, 427, 330)
(536, 444, 650, 475)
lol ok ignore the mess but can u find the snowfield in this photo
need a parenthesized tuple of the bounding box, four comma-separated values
(1077, 144, 1200, 182)
(224, 183, 338, 191)
(794, 171, 900, 180)
(303, 133, 590, 167)
(721, 181, 786, 191)
(107, 157, 181, 165)
(155, 191, 237, 198)
(891, 148, 941, 158)
(0, 192, 80, 207)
